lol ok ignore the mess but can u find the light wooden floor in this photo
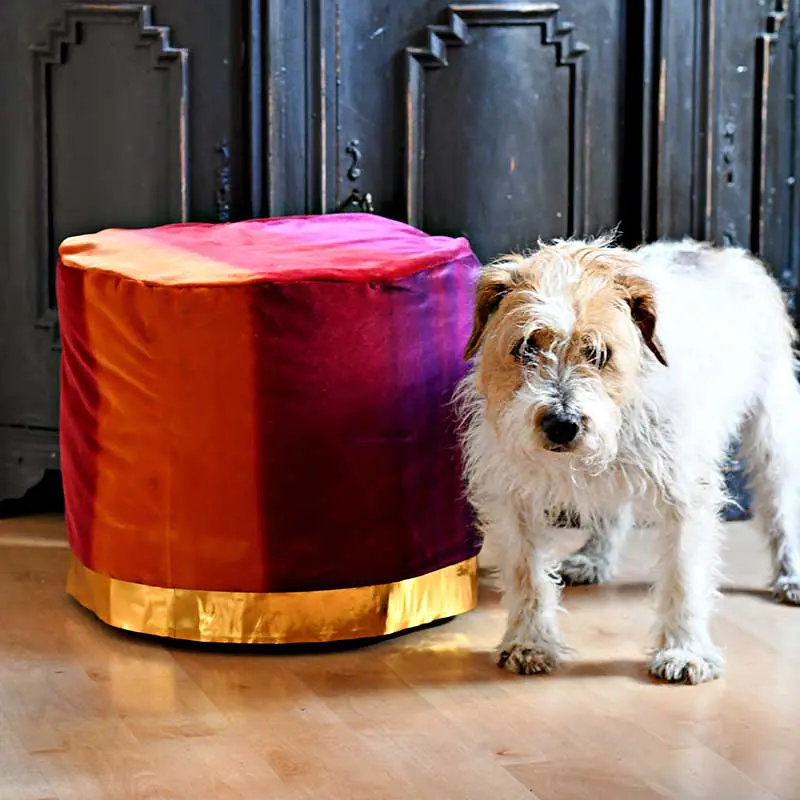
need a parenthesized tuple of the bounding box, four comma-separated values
(1, 516, 799, 800)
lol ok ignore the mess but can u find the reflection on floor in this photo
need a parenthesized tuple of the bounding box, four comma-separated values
(0, 515, 798, 799)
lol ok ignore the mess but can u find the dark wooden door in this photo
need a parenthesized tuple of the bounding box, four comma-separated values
(3, 0, 799, 508)
(311, 0, 631, 263)
(652, 0, 797, 276)
(0, 0, 254, 498)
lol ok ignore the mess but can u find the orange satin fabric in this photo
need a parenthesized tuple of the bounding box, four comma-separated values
(81, 275, 266, 590)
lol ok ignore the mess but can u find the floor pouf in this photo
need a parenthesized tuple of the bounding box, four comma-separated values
(57, 213, 482, 644)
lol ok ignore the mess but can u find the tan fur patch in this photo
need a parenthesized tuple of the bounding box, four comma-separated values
(467, 240, 664, 431)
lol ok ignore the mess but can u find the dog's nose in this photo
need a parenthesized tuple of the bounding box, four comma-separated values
(541, 413, 580, 445)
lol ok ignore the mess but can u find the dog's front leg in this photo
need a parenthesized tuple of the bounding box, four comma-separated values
(494, 503, 567, 675)
(649, 491, 724, 685)
(558, 504, 634, 586)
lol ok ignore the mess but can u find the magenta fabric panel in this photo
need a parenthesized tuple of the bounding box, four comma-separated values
(249, 255, 481, 591)
(138, 213, 476, 283)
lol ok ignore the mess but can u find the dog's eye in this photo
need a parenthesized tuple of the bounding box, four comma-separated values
(511, 337, 538, 363)
(583, 344, 611, 368)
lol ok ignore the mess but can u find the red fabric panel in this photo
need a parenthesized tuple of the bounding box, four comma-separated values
(58, 266, 99, 567)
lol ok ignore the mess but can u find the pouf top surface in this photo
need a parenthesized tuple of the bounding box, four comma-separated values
(58, 213, 474, 287)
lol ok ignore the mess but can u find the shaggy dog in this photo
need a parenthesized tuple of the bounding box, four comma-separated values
(456, 236, 800, 684)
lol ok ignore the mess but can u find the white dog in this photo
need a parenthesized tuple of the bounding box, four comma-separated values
(456, 236, 800, 684)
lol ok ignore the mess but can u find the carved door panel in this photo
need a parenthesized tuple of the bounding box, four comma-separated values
(660, 1, 797, 291)
(0, 0, 251, 498)
(653, 1, 796, 279)
(755, 2, 798, 314)
(321, 0, 629, 263)
(709, 1, 798, 316)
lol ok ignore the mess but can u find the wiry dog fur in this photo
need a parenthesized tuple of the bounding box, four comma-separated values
(455, 235, 800, 684)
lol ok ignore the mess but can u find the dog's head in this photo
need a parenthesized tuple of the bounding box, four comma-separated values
(464, 237, 667, 469)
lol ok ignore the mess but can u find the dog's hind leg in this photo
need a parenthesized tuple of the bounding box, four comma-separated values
(557, 504, 634, 586)
(740, 365, 800, 605)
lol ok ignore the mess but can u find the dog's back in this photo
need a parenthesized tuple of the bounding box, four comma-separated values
(635, 239, 794, 346)
(632, 240, 796, 438)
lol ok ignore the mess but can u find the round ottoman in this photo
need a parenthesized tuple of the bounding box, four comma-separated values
(57, 213, 482, 644)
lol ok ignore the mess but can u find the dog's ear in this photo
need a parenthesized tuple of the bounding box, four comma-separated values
(616, 274, 668, 367)
(464, 262, 519, 361)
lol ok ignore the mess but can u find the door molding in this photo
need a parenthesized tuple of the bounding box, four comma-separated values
(30, 3, 189, 348)
(404, 3, 589, 233)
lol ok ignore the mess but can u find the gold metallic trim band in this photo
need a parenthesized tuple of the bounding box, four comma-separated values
(67, 554, 478, 645)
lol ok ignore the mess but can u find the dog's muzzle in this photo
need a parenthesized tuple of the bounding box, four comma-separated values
(541, 411, 581, 447)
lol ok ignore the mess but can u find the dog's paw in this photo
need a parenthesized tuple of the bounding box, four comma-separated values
(772, 574, 800, 606)
(648, 647, 724, 685)
(557, 552, 612, 586)
(496, 641, 563, 675)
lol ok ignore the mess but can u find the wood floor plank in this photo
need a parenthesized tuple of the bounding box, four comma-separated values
(506, 755, 670, 800)
(0, 516, 798, 798)
(34, 737, 296, 800)
(0, 710, 58, 800)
